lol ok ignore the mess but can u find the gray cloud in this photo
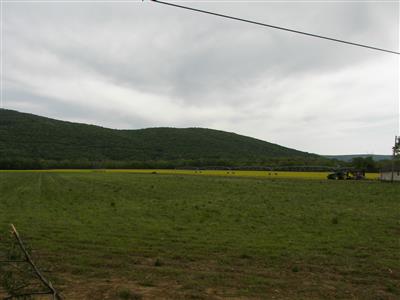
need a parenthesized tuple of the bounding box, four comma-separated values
(3, 0, 399, 154)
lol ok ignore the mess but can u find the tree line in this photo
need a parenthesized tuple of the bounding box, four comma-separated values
(0, 156, 388, 171)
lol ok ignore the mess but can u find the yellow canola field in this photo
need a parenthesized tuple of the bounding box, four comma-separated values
(0, 169, 380, 180)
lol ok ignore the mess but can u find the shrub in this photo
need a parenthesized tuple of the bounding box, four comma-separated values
(116, 288, 142, 300)
(154, 258, 163, 267)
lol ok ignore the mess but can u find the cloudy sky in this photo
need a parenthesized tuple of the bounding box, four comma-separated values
(2, 0, 399, 154)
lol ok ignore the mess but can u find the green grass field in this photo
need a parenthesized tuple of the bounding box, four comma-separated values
(0, 171, 398, 299)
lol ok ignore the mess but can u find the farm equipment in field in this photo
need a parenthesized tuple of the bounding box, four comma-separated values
(327, 169, 365, 180)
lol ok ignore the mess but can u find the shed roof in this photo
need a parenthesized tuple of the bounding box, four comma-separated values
(380, 160, 400, 172)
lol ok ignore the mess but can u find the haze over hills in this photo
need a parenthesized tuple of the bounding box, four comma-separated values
(0, 109, 334, 169)
(324, 154, 391, 162)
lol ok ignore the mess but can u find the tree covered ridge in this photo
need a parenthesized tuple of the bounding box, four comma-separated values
(1, 109, 331, 169)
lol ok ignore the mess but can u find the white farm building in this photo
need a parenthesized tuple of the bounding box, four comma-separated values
(380, 166, 400, 182)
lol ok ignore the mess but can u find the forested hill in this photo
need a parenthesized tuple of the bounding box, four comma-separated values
(0, 109, 327, 169)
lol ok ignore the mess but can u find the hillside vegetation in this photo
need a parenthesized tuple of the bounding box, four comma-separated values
(0, 109, 329, 169)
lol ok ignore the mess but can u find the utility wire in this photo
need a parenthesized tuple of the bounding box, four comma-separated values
(150, 0, 399, 55)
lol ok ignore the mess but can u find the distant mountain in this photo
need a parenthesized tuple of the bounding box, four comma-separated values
(0, 109, 329, 169)
(325, 154, 391, 162)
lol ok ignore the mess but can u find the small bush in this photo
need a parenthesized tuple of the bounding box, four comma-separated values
(117, 288, 142, 300)
(331, 216, 339, 224)
(154, 258, 163, 267)
(292, 266, 299, 272)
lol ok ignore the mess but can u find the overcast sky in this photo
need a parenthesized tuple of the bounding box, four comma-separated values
(2, 0, 399, 155)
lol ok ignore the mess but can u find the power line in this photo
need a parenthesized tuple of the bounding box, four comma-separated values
(150, 0, 399, 55)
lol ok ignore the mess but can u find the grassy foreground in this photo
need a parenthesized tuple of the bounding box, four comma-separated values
(0, 171, 398, 299)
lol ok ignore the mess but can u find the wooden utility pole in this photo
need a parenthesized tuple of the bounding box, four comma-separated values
(392, 136, 400, 182)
